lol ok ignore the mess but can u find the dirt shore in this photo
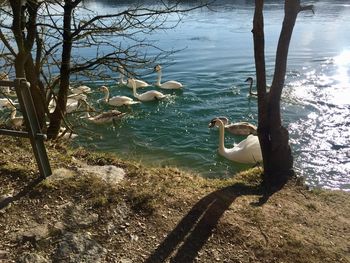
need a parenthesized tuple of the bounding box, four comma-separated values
(0, 136, 349, 262)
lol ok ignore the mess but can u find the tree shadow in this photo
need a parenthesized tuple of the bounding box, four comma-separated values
(0, 175, 45, 210)
(145, 181, 281, 263)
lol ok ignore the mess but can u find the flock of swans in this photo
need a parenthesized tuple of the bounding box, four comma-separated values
(1, 67, 263, 165)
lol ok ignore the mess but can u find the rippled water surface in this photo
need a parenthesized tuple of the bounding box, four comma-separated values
(76, 0, 350, 190)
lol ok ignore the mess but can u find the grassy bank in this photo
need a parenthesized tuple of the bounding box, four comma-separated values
(0, 136, 349, 262)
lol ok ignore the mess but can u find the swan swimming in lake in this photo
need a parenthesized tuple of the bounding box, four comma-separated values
(48, 97, 84, 114)
(118, 66, 150, 88)
(99, 85, 140, 106)
(84, 110, 126, 124)
(245, 77, 257, 97)
(154, 64, 183, 89)
(0, 98, 14, 110)
(81, 100, 126, 124)
(117, 66, 127, 85)
(209, 117, 257, 136)
(209, 118, 262, 164)
(129, 78, 166, 102)
(3, 103, 23, 128)
(70, 85, 91, 94)
(127, 78, 150, 89)
(49, 93, 87, 114)
(68, 93, 87, 101)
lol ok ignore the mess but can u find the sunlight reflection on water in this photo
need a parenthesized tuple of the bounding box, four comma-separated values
(287, 51, 350, 190)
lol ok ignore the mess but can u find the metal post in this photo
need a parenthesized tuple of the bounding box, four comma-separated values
(0, 78, 52, 178)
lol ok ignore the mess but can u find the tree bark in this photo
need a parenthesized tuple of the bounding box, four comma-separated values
(24, 0, 46, 129)
(47, 0, 77, 139)
(10, 0, 26, 78)
(9, 0, 46, 128)
(252, 0, 307, 188)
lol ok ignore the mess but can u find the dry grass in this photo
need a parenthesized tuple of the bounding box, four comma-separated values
(0, 136, 349, 262)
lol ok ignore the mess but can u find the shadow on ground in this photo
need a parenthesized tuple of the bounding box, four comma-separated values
(145, 181, 282, 263)
(0, 173, 44, 210)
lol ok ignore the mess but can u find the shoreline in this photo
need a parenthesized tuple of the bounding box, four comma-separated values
(0, 136, 349, 262)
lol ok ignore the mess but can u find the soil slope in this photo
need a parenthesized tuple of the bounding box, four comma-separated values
(0, 136, 349, 262)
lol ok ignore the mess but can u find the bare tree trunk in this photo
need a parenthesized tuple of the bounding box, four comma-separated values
(24, 55, 46, 129)
(10, 0, 46, 128)
(10, 0, 26, 78)
(252, 0, 271, 175)
(253, 0, 313, 188)
(25, 0, 46, 129)
(47, 0, 79, 139)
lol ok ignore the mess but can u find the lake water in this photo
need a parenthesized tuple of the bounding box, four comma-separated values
(76, 0, 350, 191)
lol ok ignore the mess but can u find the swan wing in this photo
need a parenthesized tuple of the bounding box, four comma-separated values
(127, 79, 149, 88)
(160, 80, 183, 89)
(226, 122, 257, 135)
(68, 93, 87, 101)
(66, 99, 79, 113)
(230, 135, 262, 163)
(138, 90, 165, 101)
(154, 91, 166, 99)
(89, 111, 125, 124)
(71, 85, 91, 94)
(109, 96, 140, 106)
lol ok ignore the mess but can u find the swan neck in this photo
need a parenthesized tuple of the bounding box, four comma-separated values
(217, 121, 226, 153)
(132, 81, 138, 97)
(104, 88, 109, 102)
(156, 70, 161, 86)
(10, 108, 16, 119)
(249, 80, 253, 95)
(119, 72, 125, 83)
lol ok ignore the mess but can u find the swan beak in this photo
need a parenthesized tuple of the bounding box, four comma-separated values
(154, 64, 161, 72)
(208, 120, 216, 128)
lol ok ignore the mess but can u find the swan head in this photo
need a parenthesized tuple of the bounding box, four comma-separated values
(245, 77, 253, 83)
(2, 101, 14, 110)
(128, 78, 136, 87)
(208, 117, 229, 128)
(154, 64, 162, 72)
(99, 85, 109, 92)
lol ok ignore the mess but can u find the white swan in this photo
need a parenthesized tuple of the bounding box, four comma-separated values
(209, 118, 262, 164)
(67, 99, 82, 114)
(68, 93, 87, 101)
(48, 97, 82, 114)
(0, 98, 14, 110)
(209, 117, 257, 136)
(117, 66, 149, 88)
(99, 85, 140, 106)
(245, 77, 257, 97)
(129, 78, 166, 102)
(126, 78, 150, 89)
(117, 66, 127, 85)
(154, 64, 183, 89)
(70, 85, 91, 94)
(49, 93, 87, 114)
(4, 104, 23, 128)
